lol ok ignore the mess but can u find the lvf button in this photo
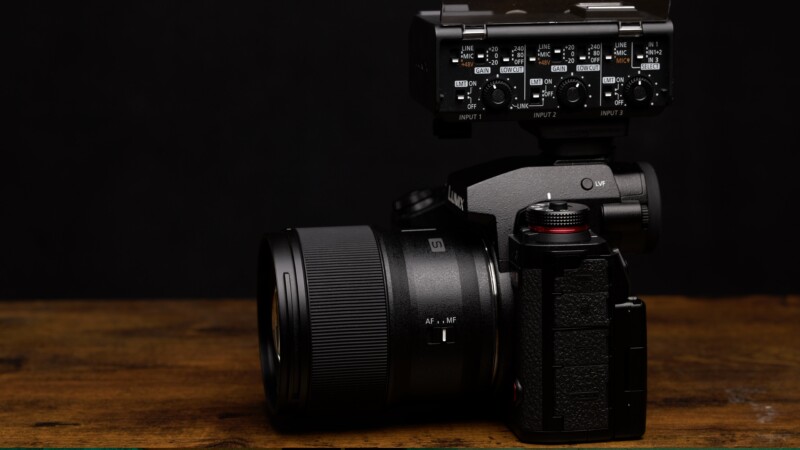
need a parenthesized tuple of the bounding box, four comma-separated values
(581, 178, 594, 190)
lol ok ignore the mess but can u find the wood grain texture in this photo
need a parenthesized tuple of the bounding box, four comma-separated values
(0, 296, 798, 447)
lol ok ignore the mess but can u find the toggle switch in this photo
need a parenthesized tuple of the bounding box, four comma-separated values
(428, 327, 456, 344)
(530, 87, 543, 105)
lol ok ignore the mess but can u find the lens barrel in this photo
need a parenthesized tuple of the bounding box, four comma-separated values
(258, 226, 502, 417)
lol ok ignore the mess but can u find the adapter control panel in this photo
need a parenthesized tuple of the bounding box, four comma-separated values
(437, 38, 671, 121)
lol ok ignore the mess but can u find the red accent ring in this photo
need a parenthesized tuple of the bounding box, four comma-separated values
(531, 224, 590, 234)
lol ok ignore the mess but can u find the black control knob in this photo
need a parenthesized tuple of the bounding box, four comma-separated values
(525, 201, 590, 229)
(393, 188, 438, 215)
(556, 78, 588, 110)
(623, 76, 654, 107)
(481, 79, 514, 110)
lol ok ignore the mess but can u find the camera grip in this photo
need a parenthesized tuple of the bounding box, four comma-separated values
(512, 268, 545, 431)
(510, 258, 613, 442)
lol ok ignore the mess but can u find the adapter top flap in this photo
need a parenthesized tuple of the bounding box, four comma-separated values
(440, 0, 670, 25)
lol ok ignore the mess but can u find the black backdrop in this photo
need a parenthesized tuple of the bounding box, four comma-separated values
(4, 1, 799, 299)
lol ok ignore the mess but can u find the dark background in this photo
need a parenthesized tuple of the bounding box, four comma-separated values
(3, 1, 799, 299)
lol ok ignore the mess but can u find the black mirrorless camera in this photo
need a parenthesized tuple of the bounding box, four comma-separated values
(258, 0, 672, 443)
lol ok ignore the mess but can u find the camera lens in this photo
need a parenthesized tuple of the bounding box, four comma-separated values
(258, 226, 503, 417)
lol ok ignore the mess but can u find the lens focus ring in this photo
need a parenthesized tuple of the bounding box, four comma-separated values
(296, 226, 389, 412)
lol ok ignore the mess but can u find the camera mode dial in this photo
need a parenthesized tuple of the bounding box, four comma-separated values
(526, 201, 590, 232)
(623, 76, 654, 107)
(556, 78, 588, 110)
(481, 79, 514, 110)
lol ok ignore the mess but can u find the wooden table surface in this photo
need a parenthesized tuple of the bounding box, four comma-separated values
(1, 296, 798, 448)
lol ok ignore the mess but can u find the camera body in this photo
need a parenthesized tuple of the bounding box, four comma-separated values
(257, 2, 671, 445)
(392, 157, 655, 442)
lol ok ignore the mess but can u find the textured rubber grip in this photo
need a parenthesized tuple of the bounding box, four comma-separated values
(296, 226, 389, 412)
(515, 268, 544, 431)
(511, 257, 612, 441)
